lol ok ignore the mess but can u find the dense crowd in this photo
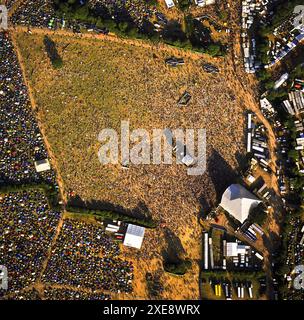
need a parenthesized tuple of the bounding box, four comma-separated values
(89, 0, 155, 28)
(0, 21, 135, 300)
(10, 0, 158, 30)
(43, 287, 111, 300)
(42, 219, 133, 293)
(0, 190, 61, 297)
(5, 288, 41, 300)
(0, 32, 56, 186)
(10, 0, 55, 28)
(4, 0, 18, 10)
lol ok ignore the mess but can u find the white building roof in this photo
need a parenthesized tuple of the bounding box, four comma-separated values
(226, 242, 238, 257)
(226, 242, 248, 257)
(164, 0, 175, 8)
(246, 174, 256, 184)
(34, 159, 51, 173)
(220, 184, 262, 223)
(274, 73, 289, 90)
(123, 224, 145, 249)
(260, 97, 274, 112)
(195, 0, 215, 6)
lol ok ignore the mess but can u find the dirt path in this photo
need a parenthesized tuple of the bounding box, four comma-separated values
(36, 217, 64, 282)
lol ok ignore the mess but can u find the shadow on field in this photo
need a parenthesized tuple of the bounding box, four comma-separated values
(161, 227, 185, 264)
(206, 148, 238, 204)
(68, 194, 152, 220)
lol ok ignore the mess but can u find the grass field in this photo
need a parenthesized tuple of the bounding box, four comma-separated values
(14, 30, 247, 299)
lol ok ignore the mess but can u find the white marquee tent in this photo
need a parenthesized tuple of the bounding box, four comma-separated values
(220, 184, 261, 223)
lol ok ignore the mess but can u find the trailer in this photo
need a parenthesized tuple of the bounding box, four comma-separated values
(224, 284, 229, 298)
(254, 153, 266, 159)
(260, 158, 269, 166)
(247, 132, 252, 153)
(247, 113, 252, 130)
(257, 183, 267, 194)
(251, 224, 264, 236)
(107, 224, 120, 230)
(244, 230, 257, 242)
(252, 145, 265, 153)
(263, 191, 270, 199)
(259, 161, 269, 169)
(114, 233, 125, 237)
(204, 232, 209, 270)
(255, 252, 264, 260)
(248, 286, 253, 299)
(248, 226, 257, 236)
(105, 227, 119, 233)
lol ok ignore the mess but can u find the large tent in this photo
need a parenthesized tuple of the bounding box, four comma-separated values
(220, 184, 261, 223)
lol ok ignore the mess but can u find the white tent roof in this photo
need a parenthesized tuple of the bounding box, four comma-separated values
(164, 0, 175, 8)
(34, 159, 51, 173)
(220, 184, 261, 223)
(226, 242, 248, 257)
(226, 242, 238, 257)
(123, 224, 145, 249)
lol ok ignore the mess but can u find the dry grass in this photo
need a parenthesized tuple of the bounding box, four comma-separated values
(15, 30, 246, 299)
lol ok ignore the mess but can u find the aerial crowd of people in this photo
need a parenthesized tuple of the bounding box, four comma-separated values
(10, 0, 56, 28)
(9, 0, 160, 31)
(1, 4, 135, 297)
(90, 0, 156, 28)
(0, 32, 55, 186)
(42, 219, 134, 294)
(0, 191, 61, 297)
(43, 287, 111, 300)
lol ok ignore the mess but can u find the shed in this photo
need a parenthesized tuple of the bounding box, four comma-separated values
(164, 0, 175, 8)
(123, 224, 145, 249)
(34, 159, 51, 172)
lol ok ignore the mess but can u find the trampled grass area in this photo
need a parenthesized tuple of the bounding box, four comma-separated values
(15, 30, 246, 299)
